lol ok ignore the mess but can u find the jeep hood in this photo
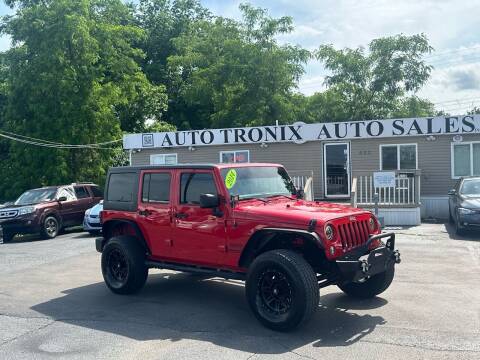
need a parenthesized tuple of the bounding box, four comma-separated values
(235, 198, 371, 227)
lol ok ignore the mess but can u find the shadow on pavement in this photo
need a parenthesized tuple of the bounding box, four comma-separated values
(31, 272, 387, 354)
(444, 223, 480, 241)
(10, 227, 89, 243)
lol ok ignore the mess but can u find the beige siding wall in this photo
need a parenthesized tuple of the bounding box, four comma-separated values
(131, 133, 480, 198)
(351, 133, 480, 196)
(131, 142, 325, 197)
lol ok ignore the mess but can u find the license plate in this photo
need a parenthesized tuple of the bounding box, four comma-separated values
(365, 247, 389, 276)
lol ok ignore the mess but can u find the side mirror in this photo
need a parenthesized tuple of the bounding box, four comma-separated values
(200, 193, 219, 208)
(295, 188, 304, 199)
(448, 189, 456, 196)
(58, 196, 67, 202)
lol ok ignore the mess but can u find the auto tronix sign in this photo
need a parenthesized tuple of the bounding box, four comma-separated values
(123, 114, 480, 149)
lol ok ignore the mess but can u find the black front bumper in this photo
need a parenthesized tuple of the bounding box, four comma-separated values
(0, 218, 41, 243)
(336, 232, 401, 283)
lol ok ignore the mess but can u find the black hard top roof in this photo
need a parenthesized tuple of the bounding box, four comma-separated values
(108, 163, 283, 172)
(108, 164, 217, 172)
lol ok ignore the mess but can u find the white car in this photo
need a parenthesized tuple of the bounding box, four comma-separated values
(83, 200, 103, 235)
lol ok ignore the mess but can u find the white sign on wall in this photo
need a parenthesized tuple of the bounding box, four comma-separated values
(123, 114, 480, 149)
(373, 172, 396, 188)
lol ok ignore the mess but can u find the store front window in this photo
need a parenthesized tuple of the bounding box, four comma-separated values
(380, 144, 417, 170)
(150, 153, 178, 165)
(220, 150, 250, 163)
(452, 142, 480, 178)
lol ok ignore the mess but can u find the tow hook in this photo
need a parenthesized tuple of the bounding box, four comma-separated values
(393, 250, 401, 264)
(360, 260, 370, 274)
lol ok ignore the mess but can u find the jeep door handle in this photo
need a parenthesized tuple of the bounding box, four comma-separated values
(138, 209, 152, 216)
(174, 212, 188, 219)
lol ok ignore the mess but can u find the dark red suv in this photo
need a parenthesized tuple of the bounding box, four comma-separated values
(97, 163, 400, 331)
(0, 183, 103, 243)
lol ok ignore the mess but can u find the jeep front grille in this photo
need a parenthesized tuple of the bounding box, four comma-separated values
(0, 210, 18, 219)
(338, 220, 370, 250)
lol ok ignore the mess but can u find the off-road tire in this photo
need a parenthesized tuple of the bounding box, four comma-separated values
(101, 235, 148, 295)
(41, 216, 59, 239)
(338, 264, 395, 299)
(246, 249, 319, 331)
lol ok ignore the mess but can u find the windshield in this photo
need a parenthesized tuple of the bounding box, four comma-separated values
(15, 188, 57, 205)
(460, 179, 480, 196)
(220, 166, 296, 200)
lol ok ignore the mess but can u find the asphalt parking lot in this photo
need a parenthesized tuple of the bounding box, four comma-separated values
(0, 224, 479, 360)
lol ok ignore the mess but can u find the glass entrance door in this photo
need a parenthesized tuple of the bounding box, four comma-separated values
(324, 143, 350, 197)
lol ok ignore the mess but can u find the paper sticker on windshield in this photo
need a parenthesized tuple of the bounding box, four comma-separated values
(225, 169, 237, 189)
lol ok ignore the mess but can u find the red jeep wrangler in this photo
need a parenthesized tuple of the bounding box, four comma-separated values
(97, 163, 400, 331)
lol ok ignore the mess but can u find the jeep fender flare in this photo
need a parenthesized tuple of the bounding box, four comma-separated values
(238, 228, 324, 268)
(101, 219, 150, 255)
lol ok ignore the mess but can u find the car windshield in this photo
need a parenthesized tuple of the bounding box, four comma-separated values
(460, 179, 480, 196)
(220, 166, 296, 200)
(15, 188, 57, 205)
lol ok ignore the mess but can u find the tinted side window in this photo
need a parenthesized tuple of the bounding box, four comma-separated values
(180, 173, 217, 204)
(142, 173, 171, 203)
(74, 186, 90, 199)
(107, 173, 136, 202)
(90, 186, 103, 198)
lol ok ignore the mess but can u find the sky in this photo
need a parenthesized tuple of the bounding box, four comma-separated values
(1, 0, 480, 114)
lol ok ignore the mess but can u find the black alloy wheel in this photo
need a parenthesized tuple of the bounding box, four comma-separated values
(258, 268, 293, 317)
(246, 249, 319, 331)
(101, 235, 148, 295)
(106, 248, 129, 287)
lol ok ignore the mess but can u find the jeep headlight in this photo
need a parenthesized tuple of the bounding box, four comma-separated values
(18, 206, 35, 215)
(324, 224, 334, 241)
(458, 208, 476, 215)
(368, 217, 377, 231)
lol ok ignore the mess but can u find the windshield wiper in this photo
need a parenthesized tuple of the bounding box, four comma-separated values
(240, 196, 268, 203)
(266, 194, 295, 200)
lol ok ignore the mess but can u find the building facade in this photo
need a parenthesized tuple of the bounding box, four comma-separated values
(124, 115, 480, 222)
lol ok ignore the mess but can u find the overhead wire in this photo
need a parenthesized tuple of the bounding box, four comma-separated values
(0, 129, 122, 146)
(0, 131, 122, 150)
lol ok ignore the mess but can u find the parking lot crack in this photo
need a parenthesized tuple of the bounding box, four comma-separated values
(0, 320, 55, 348)
(358, 338, 480, 353)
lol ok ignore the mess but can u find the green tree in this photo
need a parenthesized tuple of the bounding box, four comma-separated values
(167, 3, 310, 129)
(0, 0, 167, 199)
(313, 34, 434, 121)
(467, 106, 480, 115)
(135, 0, 210, 129)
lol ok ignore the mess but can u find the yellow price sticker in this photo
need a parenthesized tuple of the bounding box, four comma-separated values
(225, 169, 237, 189)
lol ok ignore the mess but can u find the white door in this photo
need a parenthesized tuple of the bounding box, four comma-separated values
(323, 143, 351, 198)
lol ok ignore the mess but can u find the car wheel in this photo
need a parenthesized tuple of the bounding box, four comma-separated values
(101, 235, 148, 295)
(455, 212, 466, 236)
(245, 249, 319, 331)
(448, 205, 454, 224)
(41, 216, 59, 239)
(338, 263, 395, 299)
(1, 231, 14, 243)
